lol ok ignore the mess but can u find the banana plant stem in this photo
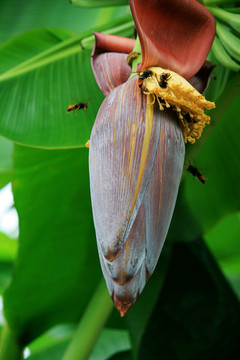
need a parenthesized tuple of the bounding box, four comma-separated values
(62, 279, 113, 360)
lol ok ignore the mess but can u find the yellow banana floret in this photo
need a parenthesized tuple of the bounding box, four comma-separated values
(141, 66, 215, 144)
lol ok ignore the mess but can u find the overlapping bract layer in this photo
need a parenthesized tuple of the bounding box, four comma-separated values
(89, 77, 185, 315)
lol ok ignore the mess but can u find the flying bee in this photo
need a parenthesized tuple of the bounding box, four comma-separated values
(67, 100, 89, 114)
(186, 163, 206, 184)
(158, 72, 171, 88)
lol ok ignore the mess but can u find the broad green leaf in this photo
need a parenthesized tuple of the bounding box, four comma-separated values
(0, 262, 14, 296)
(227, 275, 240, 300)
(0, 17, 134, 148)
(89, 328, 131, 360)
(0, 28, 75, 75)
(28, 324, 74, 357)
(169, 74, 240, 243)
(204, 212, 240, 298)
(0, 27, 104, 148)
(27, 337, 70, 360)
(0, 0, 130, 43)
(0, 16, 133, 78)
(205, 212, 240, 271)
(109, 351, 132, 360)
(27, 328, 131, 360)
(3, 144, 101, 345)
(183, 88, 240, 234)
(0, 137, 13, 189)
(138, 239, 240, 360)
(0, 47, 104, 148)
(0, 228, 17, 296)
(0, 233, 17, 262)
(71, 0, 129, 7)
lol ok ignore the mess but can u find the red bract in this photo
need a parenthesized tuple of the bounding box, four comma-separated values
(130, 0, 216, 79)
(89, 0, 215, 316)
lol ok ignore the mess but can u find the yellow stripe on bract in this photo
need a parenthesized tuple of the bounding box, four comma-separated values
(100, 56, 114, 91)
(113, 91, 121, 157)
(105, 66, 114, 91)
(129, 122, 137, 176)
(130, 95, 153, 217)
(120, 146, 126, 195)
(125, 238, 130, 269)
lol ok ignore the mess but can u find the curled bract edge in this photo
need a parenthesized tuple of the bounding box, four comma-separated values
(91, 32, 135, 96)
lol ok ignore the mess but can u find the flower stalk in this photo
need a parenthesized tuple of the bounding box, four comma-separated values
(62, 279, 113, 360)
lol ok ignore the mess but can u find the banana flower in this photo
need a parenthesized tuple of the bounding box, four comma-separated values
(89, 0, 216, 316)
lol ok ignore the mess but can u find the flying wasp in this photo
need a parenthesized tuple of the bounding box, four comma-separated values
(186, 163, 206, 184)
(67, 100, 89, 114)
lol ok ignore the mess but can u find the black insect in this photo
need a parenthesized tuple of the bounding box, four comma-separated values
(159, 72, 171, 88)
(138, 70, 153, 87)
(187, 164, 206, 184)
(67, 101, 89, 113)
(183, 112, 197, 124)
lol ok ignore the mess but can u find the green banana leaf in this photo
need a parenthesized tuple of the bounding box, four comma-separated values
(4, 144, 101, 345)
(0, 19, 134, 148)
(0, 137, 13, 189)
(0, 0, 129, 43)
(71, 0, 129, 7)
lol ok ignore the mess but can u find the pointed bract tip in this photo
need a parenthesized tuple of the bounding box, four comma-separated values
(112, 291, 137, 317)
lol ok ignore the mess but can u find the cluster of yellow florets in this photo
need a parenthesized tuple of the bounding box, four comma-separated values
(141, 67, 215, 144)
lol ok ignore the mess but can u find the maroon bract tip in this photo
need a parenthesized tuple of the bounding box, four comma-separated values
(91, 33, 135, 95)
